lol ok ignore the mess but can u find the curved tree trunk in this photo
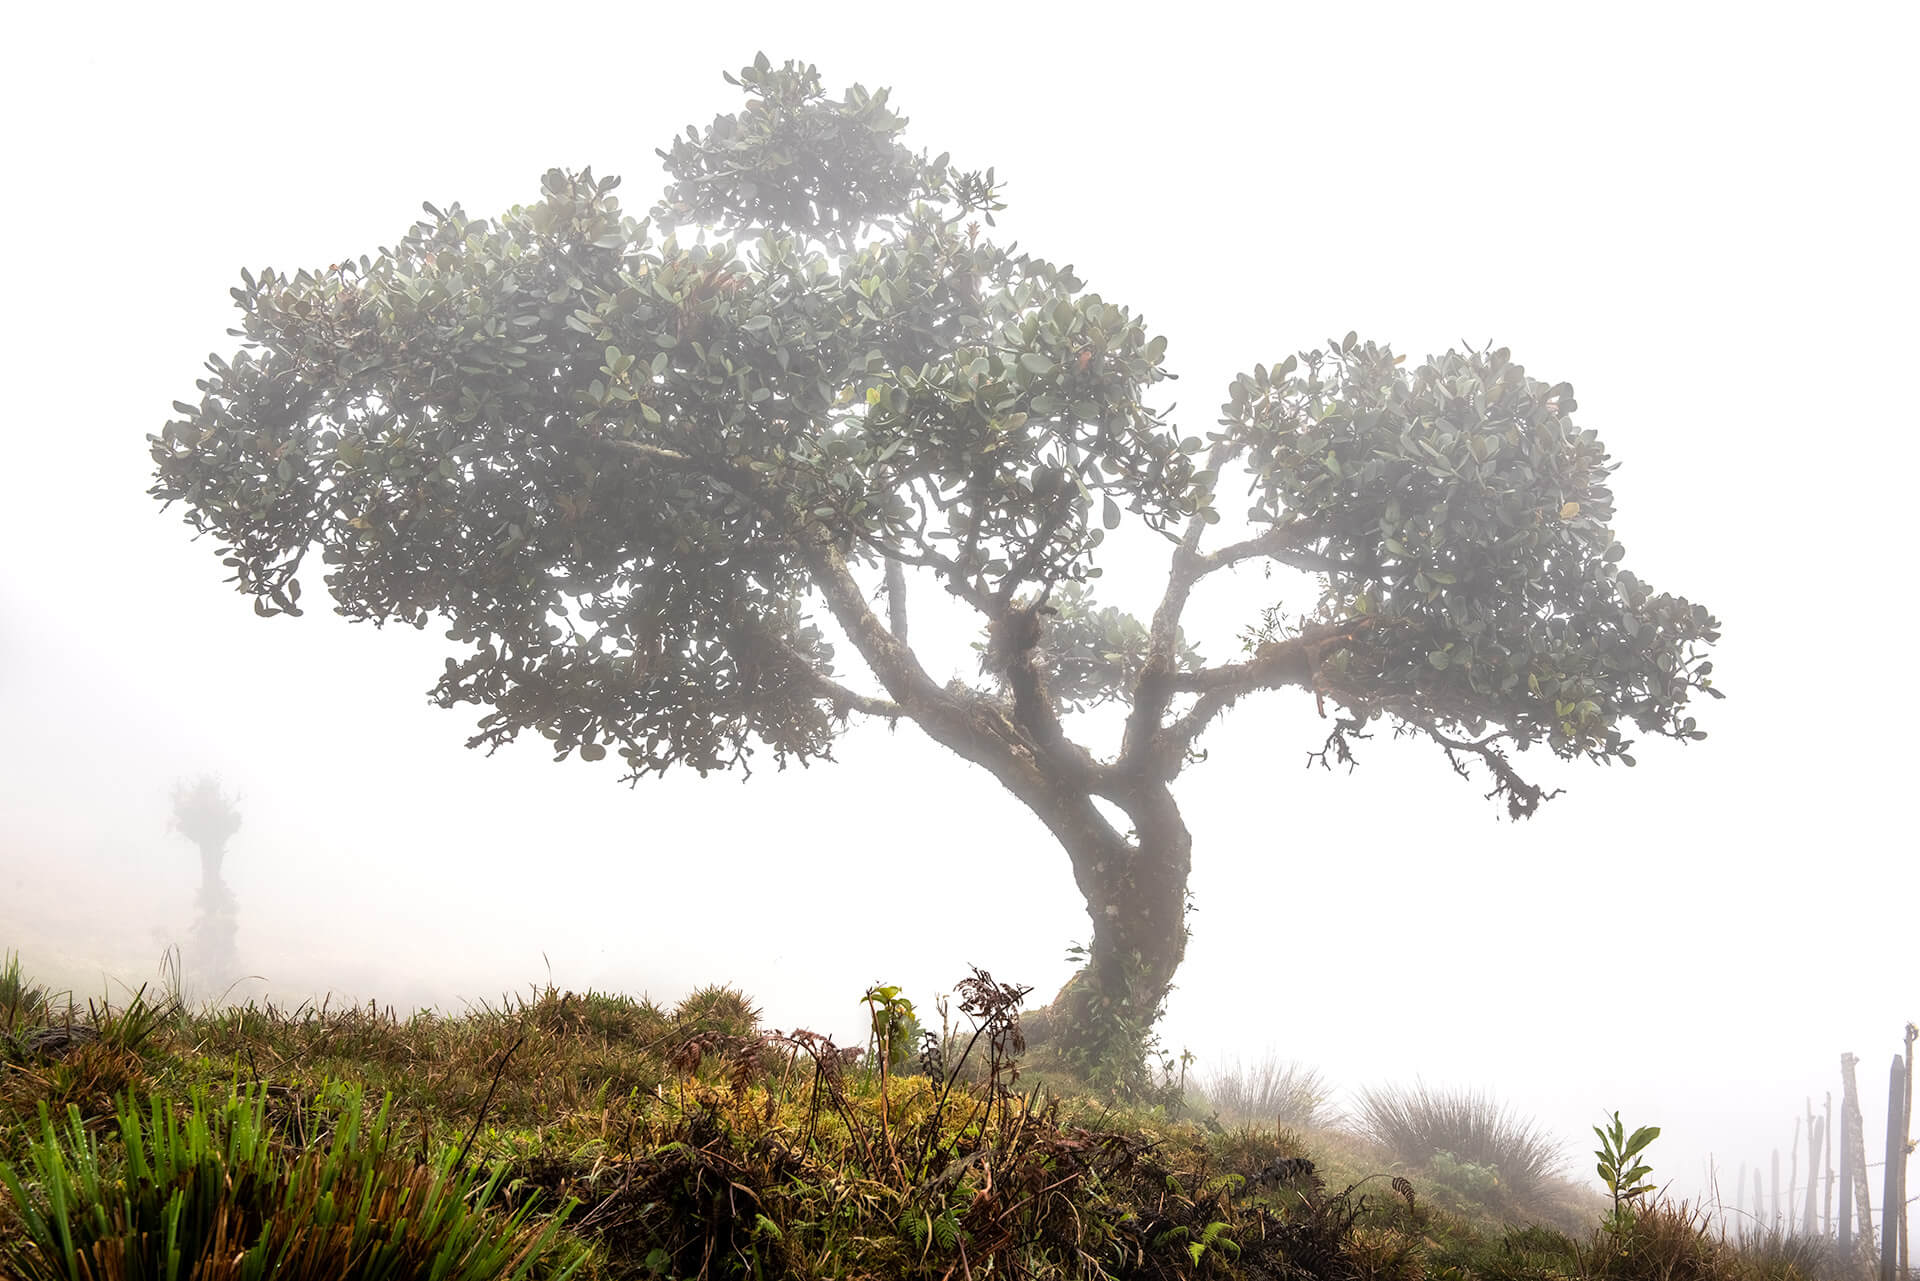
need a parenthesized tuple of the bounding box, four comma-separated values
(798, 541, 1199, 1070)
(1036, 777, 1193, 1065)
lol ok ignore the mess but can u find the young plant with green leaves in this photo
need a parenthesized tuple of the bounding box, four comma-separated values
(1594, 1111, 1660, 1228)
(150, 55, 1720, 1066)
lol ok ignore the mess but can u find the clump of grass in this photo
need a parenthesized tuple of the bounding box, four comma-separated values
(1726, 1221, 1852, 1281)
(1429, 1221, 1584, 1280)
(1351, 1082, 1567, 1204)
(670, 983, 760, 1039)
(0, 1081, 585, 1281)
(1197, 1052, 1334, 1129)
(1, 982, 185, 1131)
(1585, 1197, 1736, 1281)
(1, 952, 50, 1031)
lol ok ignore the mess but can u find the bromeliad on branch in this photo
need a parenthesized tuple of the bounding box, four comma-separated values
(150, 54, 1720, 1071)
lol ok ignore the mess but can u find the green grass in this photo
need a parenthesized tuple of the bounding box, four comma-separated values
(0, 954, 1874, 1280)
(1, 1083, 584, 1280)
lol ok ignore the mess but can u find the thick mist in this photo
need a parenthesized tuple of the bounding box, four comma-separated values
(2, 1, 1914, 1230)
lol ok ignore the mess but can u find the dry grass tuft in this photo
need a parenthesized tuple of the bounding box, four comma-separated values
(1198, 1051, 1335, 1129)
(1351, 1082, 1567, 1206)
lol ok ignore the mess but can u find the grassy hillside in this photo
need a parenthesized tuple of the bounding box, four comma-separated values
(0, 952, 1865, 1279)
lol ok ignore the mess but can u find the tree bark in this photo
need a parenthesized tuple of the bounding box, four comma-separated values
(1041, 778, 1194, 1061)
(800, 536, 1202, 1069)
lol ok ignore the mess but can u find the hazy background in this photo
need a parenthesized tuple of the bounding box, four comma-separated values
(2, 1, 1913, 1217)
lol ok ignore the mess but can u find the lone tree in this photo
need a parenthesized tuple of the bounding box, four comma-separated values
(151, 57, 1719, 1065)
(170, 775, 242, 992)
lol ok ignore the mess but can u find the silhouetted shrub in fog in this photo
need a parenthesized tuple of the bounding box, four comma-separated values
(1198, 1051, 1335, 1129)
(1353, 1082, 1566, 1201)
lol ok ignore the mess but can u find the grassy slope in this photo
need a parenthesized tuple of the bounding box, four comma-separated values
(0, 962, 1865, 1280)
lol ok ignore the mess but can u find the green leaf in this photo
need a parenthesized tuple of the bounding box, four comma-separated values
(1019, 352, 1054, 376)
(1102, 495, 1121, 530)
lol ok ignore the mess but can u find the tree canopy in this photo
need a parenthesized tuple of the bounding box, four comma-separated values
(152, 55, 1719, 1061)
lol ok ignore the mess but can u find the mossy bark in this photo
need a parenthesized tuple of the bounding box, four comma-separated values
(1033, 778, 1193, 1069)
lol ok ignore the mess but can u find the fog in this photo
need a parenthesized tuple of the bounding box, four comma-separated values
(3, 1, 1913, 1223)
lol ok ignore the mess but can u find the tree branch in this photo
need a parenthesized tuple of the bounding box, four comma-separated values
(883, 556, 909, 643)
(995, 604, 1079, 767)
(1195, 520, 1344, 576)
(767, 634, 905, 719)
(798, 535, 953, 714)
(1146, 616, 1392, 777)
(1402, 715, 1562, 821)
(850, 531, 998, 615)
(600, 438, 700, 469)
(1117, 444, 1232, 771)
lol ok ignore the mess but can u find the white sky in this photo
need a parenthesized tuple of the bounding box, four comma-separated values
(2, 0, 1914, 1219)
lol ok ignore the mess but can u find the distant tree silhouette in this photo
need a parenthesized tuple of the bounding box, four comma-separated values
(171, 776, 242, 993)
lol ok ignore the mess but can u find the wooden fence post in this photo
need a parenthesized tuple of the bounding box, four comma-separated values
(1883, 1054, 1905, 1281)
(1845, 1051, 1875, 1252)
(1825, 1090, 1834, 1240)
(1844, 1084, 1856, 1257)
(1805, 1111, 1825, 1236)
(1790, 1116, 1802, 1233)
(1901, 1023, 1914, 1281)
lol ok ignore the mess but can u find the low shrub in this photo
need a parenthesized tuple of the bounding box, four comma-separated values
(1198, 1052, 1334, 1129)
(1352, 1083, 1566, 1204)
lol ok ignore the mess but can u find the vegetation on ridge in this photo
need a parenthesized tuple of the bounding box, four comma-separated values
(0, 953, 1863, 1280)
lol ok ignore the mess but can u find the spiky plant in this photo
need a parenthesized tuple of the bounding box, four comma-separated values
(1352, 1082, 1567, 1203)
(1197, 1052, 1333, 1129)
(1, 952, 50, 1034)
(671, 983, 761, 1039)
(0, 1082, 585, 1281)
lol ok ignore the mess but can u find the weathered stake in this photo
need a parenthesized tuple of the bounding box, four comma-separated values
(1824, 1090, 1834, 1240)
(1790, 1115, 1802, 1231)
(1883, 1054, 1905, 1281)
(1844, 1050, 1875, 1253)
(1901, 1024, 1914, 1281)
(1805, 1109, 1824, 1236)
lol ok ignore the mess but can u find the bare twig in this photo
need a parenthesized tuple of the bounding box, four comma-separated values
(454, 1032, 526, 1173)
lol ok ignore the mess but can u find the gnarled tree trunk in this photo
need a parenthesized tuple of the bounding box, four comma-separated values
(1022, 774, 1194, 1065)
